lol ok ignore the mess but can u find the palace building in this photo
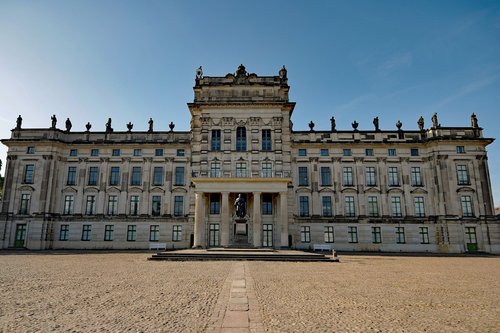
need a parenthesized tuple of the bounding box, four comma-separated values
(1, 65, 498, 253)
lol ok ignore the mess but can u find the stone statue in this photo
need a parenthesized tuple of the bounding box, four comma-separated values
(352, 120, 359, 130)
(330, 116, 336, 131)
(373, 117, 380, 131)
(106, 118, 113, 133)
(16, 115, 22, 129)
(432, 113, 439, 128)
(169, 121, 175, 131)
(65, 118, 72, 132)
(148, 118, 154, 132)
(279, 65, 287, 80)
(471, 113, 479, 128)
(85, 122, 92, 132)
(234, 194, 246, 218)
(196, 66, 203, 79)
(126, 122, 133, 132)
(396, 120, 402, 130)
(51, 115, 57, 129)
(236, 64, 247, 77)
(417, 116, 425, 131)
(308, 120, 315, 131)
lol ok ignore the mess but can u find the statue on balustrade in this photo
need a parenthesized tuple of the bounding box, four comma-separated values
(234, 194, 246, 219)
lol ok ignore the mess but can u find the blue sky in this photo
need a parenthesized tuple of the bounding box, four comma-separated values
(0, 0, 499, 204)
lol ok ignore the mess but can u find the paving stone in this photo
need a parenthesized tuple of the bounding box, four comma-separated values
(231, 287, 247, 293)
(221, 328, 249, 333)
(230, 297, 248, 304)
(231, 292, 247, 298)
(229, 303, 249, 311)
(222, 311, 249, 328)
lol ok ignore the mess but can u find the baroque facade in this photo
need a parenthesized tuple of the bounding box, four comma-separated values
(1, 65, 499, 253)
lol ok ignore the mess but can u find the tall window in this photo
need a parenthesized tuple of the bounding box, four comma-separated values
(81, 225, 92, 241)
(130, 195, 140, 216)
(70, 149, 78, 156)
(109, 167, 120, 186)
(172, 225, 182, 241)
(261, 162, 272, 177)
(210, 193, 220, 215)
(262, 129, 272, 151)
(298, 149, 307, 156)
(388, 167, 399, 186)
(63, 195, 74, 215)
(410, 148, 419, 156)
(152, 195, 161, 216)
(348, 226, 358, 243)
(388, 148, 397, 156)
(461, 195, 473, 217)
(149, 225, 160, 241)
(345, 196, 355, 217)
(367, 196, 379, 217)
(104, 225, 114, 241)
(155, 148, 164, 157)
(391, 196, 402, 217)
(176, 149, 185, 157)
(343, 167, 353, 186)
(365, 148, 374, 156)
(152, 167, 163, 186)
(27, 146, 35, 154)
(366, 167, 377, 186)
(298, 167, 309, 186)
(322, 196, 333, 217)
(320, 149, 329, 156)
(299, 196, 309, 217)
(112, 149, 121, 156)
(85, 195, 96, 215)
(372, 227, 382, 243)
(396, 227, 405, 244)
(19, 194, 31, 215)
(411, 167, 423, 186)
(343, 149, 352, 156)
(236, 127, 246, 151)
(235, 162, 247, 177)
(127, 225, 137, 241)
(210, 161, 221, 178)
(211, 129, 221, 151)
(23, 164, 34, 184)
(67, 166, 77, 185)
(88, 167, 99, 186)
(320, 167, 332, 186)
(59, 225, 69, 241)
(91, 149, 99, 156)
(465, 227, 477, 244)
(131, 167, 142, 186)
(174, 167, 185, 186)
(107, 195, 118, 215)
(456, 146, 465, 154)
(456, 165, 469, 185)
(174, 196, 184, 216)
(262, 194, 273, 215)
(414, 197, 425, 217)
(324, 226, 334, 243)
(300, 226, 311, 243)
(133, 149, 141, 157)
(419, 227, 429, 244)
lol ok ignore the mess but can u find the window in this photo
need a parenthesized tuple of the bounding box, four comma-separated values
(324, 226, 334, 243)
(300, 226, 311, 243)
(23, 164, 34, 184)
(391, 196, 402, 217)
(320, 167, 332, 186)
(85, 195, 96, 215)
(396, 227, 405, 244)
(59, 225, 69, 241)
(131, 167, 142, 186)
(127, 225, 137, 241)
(414, 197, 425, 217)
(263, 224, 273, 247)
(104, 225, 114, 241)
(322, 196, 332, 217)
(210, 194, 220, 215)
(410, 148, 419, 156)
(155, 148, 163, 157)
(299, 196, 309, 217)
(209, 224, 220, 247)
(320, 149, 329, 156)
(91, 149, 99, 156)
(298, 149, 307, 156)
(262, 129, 272, 151)
(27, 146, 35, 154)
(465, 227, 477, 244)
(130, 195, 140, 216)
(109, 166, 120, 186)
(388, 148, 397, 156)
(343, 148, 352, 156)
(67, 166, 77, 185)
(348, 226, 358, 243)
(81, 225, 92, 241)
(365, 148, 374, 156)
(411, 167, 423, 186)
(298, 167, 308, 186)
(456, 165, 469, 185)
(461, 196, 473, 217)
(107, 195, 118, 215)
(372, 227, 382, 243)
(112, 149, 121, 156)
(88, 167, 99, 186)
(70, 149, 78, 156)
(366, 167, 377, 186)
(174, 196, 184, 216)
(419, 227, 429, 244)
(367, 196, 379, 217)
(236, 127, 246, 151)
(63, 195, 74, 215)
(152, 195, 161, 216)
(149, 225, 160, 241)
(211, 130, 221, 151)
(19, 194, 31, 215)
(152, 167, 164, 186)
(345, 196, 355, 217)
(456, 146, 465, 154)
(262, 194, 273, 215)
(172, 225, 182, 241)
(176, 149, 185, 157)
(343, 167, 353, 186)
(210, 161, 221, 178)
(133, 149, 141, 157)
(261, 162, 272, 177)
(235, 162, 247, 178)
(388, 167, 399, 186)
(174, 167, 185, 186)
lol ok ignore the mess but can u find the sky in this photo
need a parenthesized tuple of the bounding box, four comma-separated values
(0, 0, 499, 204)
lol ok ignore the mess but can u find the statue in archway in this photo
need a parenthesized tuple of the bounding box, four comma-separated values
(234, 194, 246, 218)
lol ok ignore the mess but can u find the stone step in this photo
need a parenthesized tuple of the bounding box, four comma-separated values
(148, 250, 339, 262)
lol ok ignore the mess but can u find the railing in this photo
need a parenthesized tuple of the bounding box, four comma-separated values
(195, 171, 291, 178)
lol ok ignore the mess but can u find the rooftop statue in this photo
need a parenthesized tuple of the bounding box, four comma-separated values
(330, 116, 336, 132)
(417, 116, 425, 131)
(352, 120, 359, 131)
(51, 115, 57, 129)
(432, 113, 440, 128)
(308, 120, 315, 131)
(65, 118, 72, 132)
(106, 118, 113, 133)
(279, 65, 287, 80)
(236, 64, 247, 77)
(196, 66, 203, 79)
(471, 113, 479, 128)
(169, 121, 175, 131)
(373, 117, 380, 131)
(396, 120, 402, 130)
(16, 115, 22, 129)
(126, 122, 133, 132)
(148, 118, 154, 132)
(85, 122, 92, 132)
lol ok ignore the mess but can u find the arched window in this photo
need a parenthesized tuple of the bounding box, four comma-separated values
(236, 127, 246, 151)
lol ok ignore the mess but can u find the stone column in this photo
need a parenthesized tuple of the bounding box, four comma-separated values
(193, 192, 204, 248)
(253, 192, 261, 247)
(280, 191, 289, 248)
(221, 192, 230, 246)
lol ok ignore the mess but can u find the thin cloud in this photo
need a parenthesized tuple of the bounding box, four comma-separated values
(377, 52, 413, 77)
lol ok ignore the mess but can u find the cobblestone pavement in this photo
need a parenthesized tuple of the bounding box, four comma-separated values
(0, 253, 499, 333)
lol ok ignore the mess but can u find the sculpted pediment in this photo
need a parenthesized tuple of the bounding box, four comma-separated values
(61, 186, 78, 193)
(151, 187, 165, 193)
(340, 187, 358, 193)
(107, 186, 121, 193)
(84, 186, 99, 193)
(172, 187, 188, 193)
(129, 186, 143, 193)
(387, 187, 404, 194)
(364, 187, 381, 194)
(295, 188, 311, 194)
(410, 188, 428, 194)
(457, 186, 475, 193)
(18, 185, 35, 192)
(318, 188, 335, 193)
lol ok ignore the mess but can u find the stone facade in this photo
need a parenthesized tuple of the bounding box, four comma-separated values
(1, 65, 499, 253)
